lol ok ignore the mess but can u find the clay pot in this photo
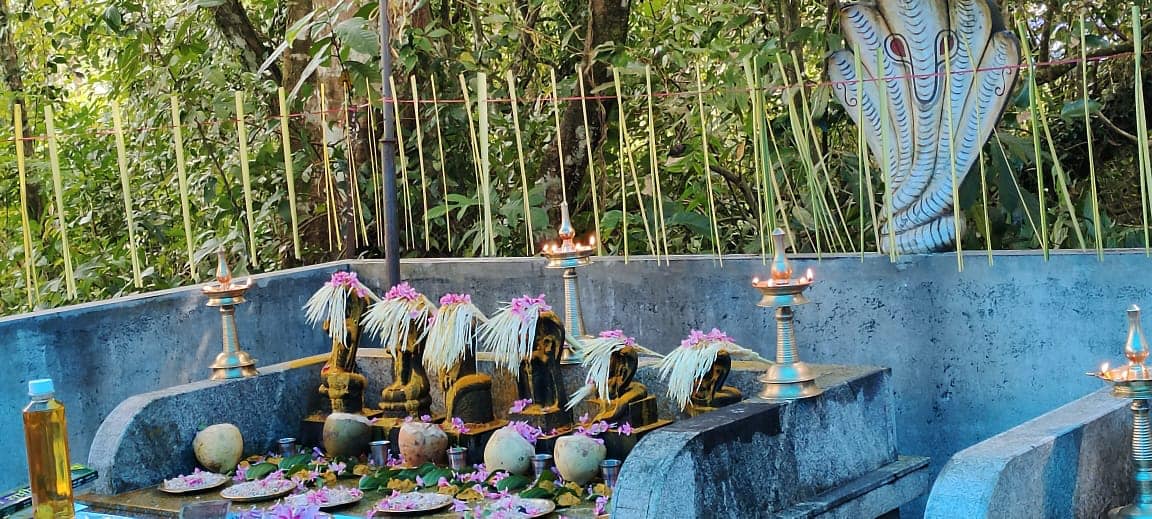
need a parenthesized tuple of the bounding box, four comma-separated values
(554, 434, 606, 485)
(322, 413, 372, 458)
(483, 427, 534, 475)
(193, 423, 243, 473)
(398, 422, 449, 466)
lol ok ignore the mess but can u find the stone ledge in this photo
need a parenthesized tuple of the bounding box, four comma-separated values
(924, 387, 1131, 519)
(611, 365, 918, 519)
(776, 456, 930, 519)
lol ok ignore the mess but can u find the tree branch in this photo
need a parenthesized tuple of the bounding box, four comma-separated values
(1034, 20, 1152, 86)
(709, 164, 757, 216)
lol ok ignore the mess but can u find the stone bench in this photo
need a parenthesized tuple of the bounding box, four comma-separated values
(924, 388, 1131, 518)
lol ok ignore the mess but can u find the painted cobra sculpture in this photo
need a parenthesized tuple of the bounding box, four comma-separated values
(827, 0, 1021, 253)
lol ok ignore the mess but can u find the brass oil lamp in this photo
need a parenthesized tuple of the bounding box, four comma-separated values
(1092, 305, 1152, 519)
(540, 201, 595, 364)
(201, 249, 258, 380)
(752, 228, 821, 401)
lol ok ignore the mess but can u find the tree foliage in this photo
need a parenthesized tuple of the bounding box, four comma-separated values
(0, 0, 1148, 314)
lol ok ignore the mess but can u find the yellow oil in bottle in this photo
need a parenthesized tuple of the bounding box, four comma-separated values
(22, 379, 74, 519)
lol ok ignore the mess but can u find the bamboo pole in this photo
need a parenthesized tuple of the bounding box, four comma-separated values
(167, 97, 197, 276)
(458, 74, 484, 235)
(695, 68, 723, 264)
(477, 73, 495, 256)
(388, 76, 415, 250)
(319, 84, 342, 253)
(743, 59, 769, 262)
(852, 51, 881, 255)
(111, 101, 143, 288)
(1133, 6, 1152, 256)
(1080, 14, 1103, 260)
(429, 75, 452, 250)
(365, 78, 384, 248)
(1018, 23, 1050, 258)
(44, 106, 76, 299)
(876, 49, 897, 260)
(645, 65, 670, 262)
(277, 88, 303, 259)
(577, 68, 604, 256)
(506, 70, 535, 254)
(409, 76, 431, 251)
(776, 55, 825, 256)
(234, 91, 259, 262)
(941, 37, 964, 272)
(14, 105, 37, 305)
(343, 83, 369, 248)
(611, 68, 657, 254)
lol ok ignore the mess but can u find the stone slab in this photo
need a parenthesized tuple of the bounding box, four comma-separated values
(611, 365, 915, 518)
(774, 455, 930, 519)
(924, 387, 1131, 519)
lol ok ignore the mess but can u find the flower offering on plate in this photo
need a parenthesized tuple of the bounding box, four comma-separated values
(219, 478, 297, 502)
(369, 492, 453, 515)
(159, 469, 229, 494)
(282, 486, 364, 509)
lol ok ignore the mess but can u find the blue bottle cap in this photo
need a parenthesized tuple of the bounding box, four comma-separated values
(28, 379, 54, 397)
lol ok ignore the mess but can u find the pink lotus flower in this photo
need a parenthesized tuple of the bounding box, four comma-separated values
(509, 398, 533, 413)
(599, 329, 637, 347)
(385, 281, 420, 301)
(509, 294, 551, 320)
(440, 293, 471, 306)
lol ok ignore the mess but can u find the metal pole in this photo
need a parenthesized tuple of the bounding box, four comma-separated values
(378, 0, 400, 287)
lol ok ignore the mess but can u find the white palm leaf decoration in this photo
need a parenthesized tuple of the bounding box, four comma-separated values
(827, 0, 1020, 253)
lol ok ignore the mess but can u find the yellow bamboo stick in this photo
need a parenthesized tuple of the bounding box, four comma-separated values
(743, 59, 768, 262)
(1080, 14, 1103, 260)
(776, 56, 824, 256)
(169, 96, 198, 276)
(409, 76, 431, 251)
(876, 49, 897, 260)
(788, 54, 853, 252)
(365, 78, 384, 248)
(763, 106, 799, 252)
(234, 91, 259, 262)
(44, 106, 76, 299)
(610, 69, 657, 254)
(577, 68, 604, 256)
(614, 74, 630, 263)
(941, 36, 964, 272)
(319, 84, 340, 252)
(646, 65, 670, 263)
(343, 83, 369, 249)
(111, 101, 143, 288)
(1036, 85, 1087, 249)
(505, 70, 535, 254)
(388, 76, 415, 250)
(14, 105, 36, 305)
(852, 50, 880, 256)
(695, 68, 723, 264)
(1133, 6, 1152, 256)
(429, 75, 453, 250)
(549, 68, 569, 208)
(1018, 23, 1050, 258)
(277, 87, 303, 259)
(959, 33, 994, 265)
(458, 74, 484, 233)
(477, 72, 495, 256)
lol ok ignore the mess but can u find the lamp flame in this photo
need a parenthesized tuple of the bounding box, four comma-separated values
(1102, 362, 1110, 376)
(806, 268, 814, 281)
(752, 276, 760, 285)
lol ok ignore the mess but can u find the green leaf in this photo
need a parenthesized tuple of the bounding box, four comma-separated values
(334, 18, 380, 56)
(519, 486, 552, 499)
(279, 453, 310, 469)
(495, 474, 531, 492)
(246, 462, 278, 481)
(1059, 98, 1102, 121)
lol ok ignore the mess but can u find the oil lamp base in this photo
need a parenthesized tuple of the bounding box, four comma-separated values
(210, 350, 259, 380)
(1108, 503, 1152, 519)
(759, 361, 821, 401)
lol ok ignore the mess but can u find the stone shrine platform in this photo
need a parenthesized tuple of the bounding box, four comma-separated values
(87, 352, 927, 518)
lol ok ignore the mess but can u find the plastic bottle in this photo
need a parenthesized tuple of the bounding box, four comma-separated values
(22, 378, 74, 519)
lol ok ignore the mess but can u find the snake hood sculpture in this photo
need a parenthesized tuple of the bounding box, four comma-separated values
(827, 0, 1020, 253)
